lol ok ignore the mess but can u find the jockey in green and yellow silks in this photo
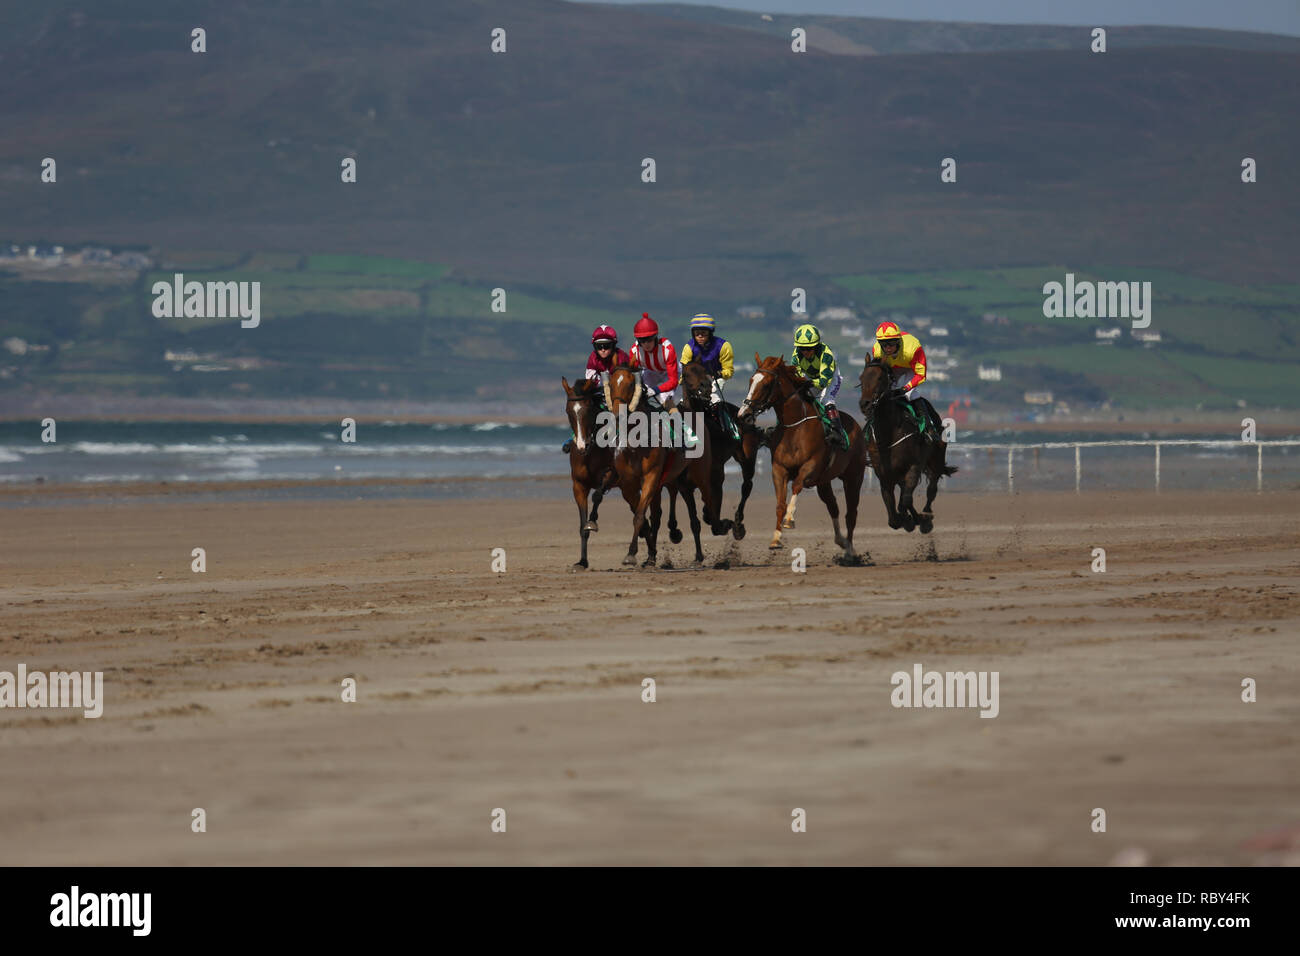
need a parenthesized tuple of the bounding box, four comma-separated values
(791, 324, 846, 446)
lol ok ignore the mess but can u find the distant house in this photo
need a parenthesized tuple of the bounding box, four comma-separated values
(928, 345, 950, 359)
(910, 316, 932, 329)
(816, 307, 855, 322)
(930, 326, 949, 337)
(737, 305, 766, 320)
(3, 337, 28, 356)
(1024, 391, 1054, 405)
(977, 364, 1002, 381)
(1133, 330, 1162, 344)
(930, 371, 951, 382)
(1095, 327, 1122, 340)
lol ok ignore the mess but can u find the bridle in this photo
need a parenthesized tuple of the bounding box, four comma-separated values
(860, 358, 915, 448)
(742, 366, 819, 429)
(566, 385, 602, 454)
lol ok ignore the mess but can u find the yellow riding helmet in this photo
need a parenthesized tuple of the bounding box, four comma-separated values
(875, 321, 903, 342)
(793, 324, 821, 348)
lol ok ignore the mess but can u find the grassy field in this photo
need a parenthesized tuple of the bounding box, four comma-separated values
(4, 253, 1297, 410)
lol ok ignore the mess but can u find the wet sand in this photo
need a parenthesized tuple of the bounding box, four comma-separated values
(1, 486, 1297, 865)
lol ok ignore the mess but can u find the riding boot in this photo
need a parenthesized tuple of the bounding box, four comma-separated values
(561, 438, 574, 454)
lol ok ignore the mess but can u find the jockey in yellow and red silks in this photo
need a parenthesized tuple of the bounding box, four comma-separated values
(871, 321, 943, 434)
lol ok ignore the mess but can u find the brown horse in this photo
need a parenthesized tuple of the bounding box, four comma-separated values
(737, 355, 867, 560)
(604, 365, 708, 567)
(562, 375, 616, 568)
(858, 358, 957, 534)
(679, 358, 765, 543)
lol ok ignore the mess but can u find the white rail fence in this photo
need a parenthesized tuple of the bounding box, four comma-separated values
(863, 440, 1300, 493)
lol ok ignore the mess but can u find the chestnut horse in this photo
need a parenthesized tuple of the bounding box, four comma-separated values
(679, 358, 766, 543)
(858, 358, 957, 534)
(737, 355, 867, 560)
(605, 365, 730, 567)
(562, 375, 616, 568)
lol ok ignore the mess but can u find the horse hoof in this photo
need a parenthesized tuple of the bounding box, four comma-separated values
(783, 519, 795, 530)
(769, 539, 783, 550)
(583, 520, 598, 533)
(919, 519, 934, 535)
(733, 522, 746, 541)
(902, 520, 916, 533)
(642, 556, 657, 568)
(669, 528, 683, 544)
(888, 517, 902, 530)
(623, 554, 637, 566)
(712, 520, 733, 536)
(573, 559, 588, 569)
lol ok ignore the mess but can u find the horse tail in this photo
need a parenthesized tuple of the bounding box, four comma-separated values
(942, 465, 958, 476)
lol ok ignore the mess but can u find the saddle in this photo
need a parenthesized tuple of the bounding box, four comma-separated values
(893, 395, 943, 442)
(807, 393, 849, 451)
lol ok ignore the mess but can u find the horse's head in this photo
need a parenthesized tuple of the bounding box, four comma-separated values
(858, 358, 892, 417)
(680, 358, 713, 409)
(562, 376, 603, 454)
(737, 353, 789, 422)
(605, 364, 642, 416)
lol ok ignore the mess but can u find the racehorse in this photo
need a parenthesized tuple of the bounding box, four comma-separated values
(736, 355, 867, 561)
(858, 358, 958, 534)
(604, 365, 730, 567)
(678, 358, 766, 542)
(562, 375, 616, 568)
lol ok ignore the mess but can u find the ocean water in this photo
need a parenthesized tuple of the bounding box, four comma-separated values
(1, 421, 1296, 497)
(0, 421, 571, 485)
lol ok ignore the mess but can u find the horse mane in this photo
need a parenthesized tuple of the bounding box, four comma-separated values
(760, 355, 810, 388)
(572, 376, 601, 396)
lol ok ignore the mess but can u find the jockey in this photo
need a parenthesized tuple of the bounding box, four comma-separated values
(791, 324, 846, 444)
(585, 325, 629, 384)
(562, 325, 629, 453)
(871, 321, 943, 436)
(678, 313, 738, 438)
(629, 312, 697, 448)
(628, 313, 680, 410)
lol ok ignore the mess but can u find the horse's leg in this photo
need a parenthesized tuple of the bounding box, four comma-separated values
(666, 481, 683, 544)
(623, 471, 651, 565)
(898, 462, 922, 532)
(732, 439, 754, 540)
(644, 485, 662, 567)
(815, 482, 845, 550)
(574, 480, 592, 568)
(842, 454, 864, 559)
(879, 470, 903, 530)
(678, 478, 705, 565)
(770, 462, 790, 550)
(699, 460, 733, 537)
(585, 486, 603, 533)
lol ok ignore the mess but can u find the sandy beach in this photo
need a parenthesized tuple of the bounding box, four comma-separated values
(1, 484, 1297, 865)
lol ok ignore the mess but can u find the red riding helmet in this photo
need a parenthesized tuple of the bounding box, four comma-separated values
(591, 325, 618, 345)
(633, 313, 659, 339)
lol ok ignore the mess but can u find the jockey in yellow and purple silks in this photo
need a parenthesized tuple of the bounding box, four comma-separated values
(871, 320, 943, 436)
(679, 313, 738, 437)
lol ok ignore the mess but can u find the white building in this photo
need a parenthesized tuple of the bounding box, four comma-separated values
(816, 307, 855, 322)
(977, 365, 1002, 381)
